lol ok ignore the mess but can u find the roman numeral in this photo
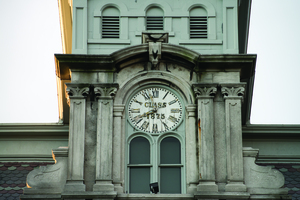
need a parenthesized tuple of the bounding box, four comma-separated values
(133, 99, 142, 105)
(152, 124, 158, 132)
(131, 109, 140, 113)
(168, 116, 177, 123)
(171, 108, 181, 113)
(162, 92, 169, 100)
(136, 118, 142, 124)
(162, 122, 169, 130)
(152, 90, 159, 98)
(168, 99, 178, 105)
(142, 92, 150, 100)
(141, 121, 149, 130)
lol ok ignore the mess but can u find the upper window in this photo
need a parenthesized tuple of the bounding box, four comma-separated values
(146, 7, 164, 30)
(189, 7, 207, 39)
(102, 7, 120, 38)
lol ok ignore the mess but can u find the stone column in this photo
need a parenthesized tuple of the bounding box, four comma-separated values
(93, 84, 118, 192)
(221, 83, 247, 192)
(113, 104, 125, 193)
(185, 104, 198, 193)
(64, 83, 89, 192)
(193, 84, 218, 192)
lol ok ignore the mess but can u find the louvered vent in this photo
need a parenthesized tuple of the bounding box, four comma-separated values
(102, 16, 119, 38)
(190, 16, 207, 39)
(146, 16, 164, 30)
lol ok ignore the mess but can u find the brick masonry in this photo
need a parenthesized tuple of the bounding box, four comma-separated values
(0, 163, 299, 200)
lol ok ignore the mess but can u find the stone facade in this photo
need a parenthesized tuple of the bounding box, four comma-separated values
(0, 0, 297, 200)
(20, 41, 289, 199)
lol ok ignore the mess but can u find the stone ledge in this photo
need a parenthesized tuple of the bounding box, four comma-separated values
(117, 193, 194, 200)
(61, 191, 117, 199)
(249, 194, 292, 200)
(20, 194, 61, 200)
(194, 192, 250, 199)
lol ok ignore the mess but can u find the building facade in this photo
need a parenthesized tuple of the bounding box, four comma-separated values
(1, 0, 300, 200)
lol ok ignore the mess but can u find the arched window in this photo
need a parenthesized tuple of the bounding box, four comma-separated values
(189, 7, 207, 39)
(129, 136, 151, 193)
(159, 137, 182, 193)
(102, 7, 120, 38)
(146, 7, 164, 30)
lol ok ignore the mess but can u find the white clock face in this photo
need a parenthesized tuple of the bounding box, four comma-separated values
(128, 87, 183, 133)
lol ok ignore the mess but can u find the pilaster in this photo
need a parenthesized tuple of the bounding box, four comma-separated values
(93, 84, 119, 193)
(113, 104, 125, 193)
(193, 84, 218, 192)
(185, 104, 198, 193)
(221, 83, 247, 192)
(64, 83, 89, 192)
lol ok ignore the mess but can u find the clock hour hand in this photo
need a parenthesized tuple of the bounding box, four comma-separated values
(140, 109, 157, 118)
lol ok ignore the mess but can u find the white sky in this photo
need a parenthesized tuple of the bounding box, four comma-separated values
(0, 0, 299, 124)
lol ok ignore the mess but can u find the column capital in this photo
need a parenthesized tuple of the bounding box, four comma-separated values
(94, 83, 119, 99)
(193, 84, 218, 98)
(220, 83, 246, 98)
(65, 83, 90, 98)
(65, 83, 90, 106)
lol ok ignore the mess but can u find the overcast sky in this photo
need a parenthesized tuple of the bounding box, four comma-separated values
(0, 0, 299, 124)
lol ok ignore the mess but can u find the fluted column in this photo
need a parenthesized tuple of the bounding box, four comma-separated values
(193, 84, 218, 192)
(93, 84, 119, 192)
(64, 83, 89, 192)
(185, 104, 198, 193)
(221, 83, 247, 192)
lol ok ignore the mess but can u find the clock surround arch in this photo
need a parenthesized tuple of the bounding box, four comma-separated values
(114, 71, 195, 106)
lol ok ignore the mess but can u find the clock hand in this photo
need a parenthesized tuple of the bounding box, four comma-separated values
(139, 109, 157, 118)
(160, 118, 169, 131)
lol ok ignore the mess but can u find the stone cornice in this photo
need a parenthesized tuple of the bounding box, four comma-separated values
(55, 52, 256, 80)
(242, 124, 300, 138)
(0, 123, 69, 137)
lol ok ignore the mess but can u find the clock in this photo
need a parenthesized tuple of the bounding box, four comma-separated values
(128, 87, 183, 133)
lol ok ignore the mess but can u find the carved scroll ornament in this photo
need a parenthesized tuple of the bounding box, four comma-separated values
(193, 85, 217, 98)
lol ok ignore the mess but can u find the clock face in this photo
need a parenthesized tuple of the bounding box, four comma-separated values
(128, 87, 183, 133)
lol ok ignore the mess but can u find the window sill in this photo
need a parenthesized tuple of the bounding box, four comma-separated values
(88, 39, 131, 44)
(117, 193, 194, 199)
(179, 39, 222, 45)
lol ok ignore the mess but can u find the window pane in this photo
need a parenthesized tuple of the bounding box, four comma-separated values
(130, 137, 150, 164)
(160, 137, 181, 164)
(160, 167, 181, 193)
(130, 168, 150, 193)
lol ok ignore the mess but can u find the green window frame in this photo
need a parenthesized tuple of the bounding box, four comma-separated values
(127, 135, 184, 194)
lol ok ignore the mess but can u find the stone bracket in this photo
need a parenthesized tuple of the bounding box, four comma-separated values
(24, 147, 68, 195)
(142, 32, 168, 68)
